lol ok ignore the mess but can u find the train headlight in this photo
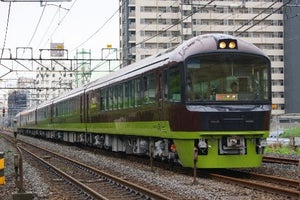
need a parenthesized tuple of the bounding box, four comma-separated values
(217, 39, 238, 49)
(228, 41, 236, 49)
(218, 41, 227, 49)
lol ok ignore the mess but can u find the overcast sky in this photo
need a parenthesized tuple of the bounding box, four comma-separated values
(0, 0, 119, 58)
(0, 0, 119, 98)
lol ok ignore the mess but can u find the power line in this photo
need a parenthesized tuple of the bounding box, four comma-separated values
(235, 0, 292, 36)
(0, 2, 12, 63)
(234, 0, 280, 33)
(25, 3, 47, 55)
(40, 0, 77, 49)
(37, 5, 61, 48)
(69, 0, 125, 52)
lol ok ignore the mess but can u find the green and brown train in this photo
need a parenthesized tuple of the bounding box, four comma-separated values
(15, 34, 271, 168)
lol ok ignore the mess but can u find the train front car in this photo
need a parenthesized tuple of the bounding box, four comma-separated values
(171, 34, 271, 168)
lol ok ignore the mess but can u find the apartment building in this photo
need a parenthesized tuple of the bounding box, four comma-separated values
(119, 0, 285, 115)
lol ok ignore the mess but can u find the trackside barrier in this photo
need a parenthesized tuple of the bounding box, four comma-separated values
(0, 152, 4, 185)
(12, 144, 33, 200)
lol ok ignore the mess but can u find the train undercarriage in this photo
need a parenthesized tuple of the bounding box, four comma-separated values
(18, 129, 178, 162)
(17, 127, 267, 168)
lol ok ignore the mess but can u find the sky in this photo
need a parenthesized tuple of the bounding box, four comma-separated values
(0, 0, 119, 58)
(0, 0, 120, 99)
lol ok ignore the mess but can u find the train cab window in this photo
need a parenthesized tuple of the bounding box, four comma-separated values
(186, 54, 270, 102)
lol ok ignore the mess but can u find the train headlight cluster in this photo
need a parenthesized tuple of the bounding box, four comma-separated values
(218, 39, 238, 49)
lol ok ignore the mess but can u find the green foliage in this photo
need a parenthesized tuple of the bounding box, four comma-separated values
(280, 126, 300, 138)
(265, 143, 300, 155)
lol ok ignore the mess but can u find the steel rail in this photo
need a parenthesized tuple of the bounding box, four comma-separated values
(209, 173, 300, 199)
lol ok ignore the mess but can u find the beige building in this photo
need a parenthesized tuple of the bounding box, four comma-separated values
(119, 0, 285, 115)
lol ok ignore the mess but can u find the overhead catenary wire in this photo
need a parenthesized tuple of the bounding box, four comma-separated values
(40, 0, 77, 49)
(26, 3, 47, 48)
(69, 8, 118, 52)
(0, 2, 12, 64)
(234, 0, 280, 33)
(69, 0, 127, 53)
(235, 0, 292, 36)
(37, 5, 61, 48)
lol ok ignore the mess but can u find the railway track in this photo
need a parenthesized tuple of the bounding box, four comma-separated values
(207, 170, 300, 199)
(263, 155, 299, 165)
(3, 134, 171, 200)
(3, 131, 300, 199)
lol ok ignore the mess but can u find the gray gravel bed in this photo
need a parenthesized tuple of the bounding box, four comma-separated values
(1, 134, 297, 200)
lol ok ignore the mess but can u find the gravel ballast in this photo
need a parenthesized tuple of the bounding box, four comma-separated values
(0, 134, 298, 200)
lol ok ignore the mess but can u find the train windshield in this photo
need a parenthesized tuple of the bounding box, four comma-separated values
(186, 53, 270, 102)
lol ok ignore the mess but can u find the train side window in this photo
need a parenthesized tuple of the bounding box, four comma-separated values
(129, 80, 135, 108)
(117, 84, 123, 109)
(168, 66, 181, 101)
(124, 82, 129, 108)
(105, 89, 109, 111)
(100, 90, 105, 111)
(108, 87, 113, 110)
(144, 74, 155, 104)
(135, 78, 142, 106)
(90, 91, 99, 110)
(113, 87, 118, 110)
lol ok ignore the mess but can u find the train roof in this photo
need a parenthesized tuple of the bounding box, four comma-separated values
(169, 33, 267, 60)
(51, 85, 85, 104)
(18, 105, 37, 116)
